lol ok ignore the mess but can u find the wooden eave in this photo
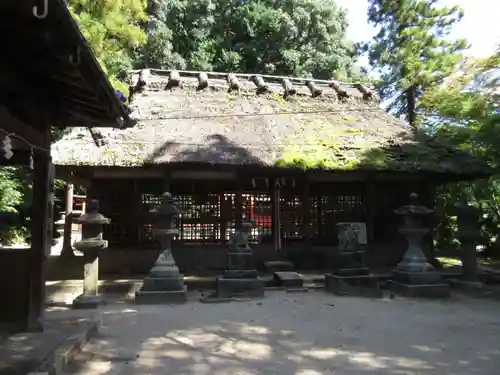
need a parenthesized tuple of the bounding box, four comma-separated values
(0, 0, 135, 130)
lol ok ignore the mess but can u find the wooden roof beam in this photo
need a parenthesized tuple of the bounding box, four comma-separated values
(0, 105, 47, 149)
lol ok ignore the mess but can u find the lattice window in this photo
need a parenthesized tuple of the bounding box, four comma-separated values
(99, 181, 136, 244)
(280, 194, 302, 240)
(139, 193, 222, 244)
(243, 193, 272, 244)
(316, 194, 364, 242)
(310, 196, 320, 238)
(141, 193, 162, 212)
(175, 194, 221, 243)
(140, 193, 164, 243)
(221, 193, 272, 244)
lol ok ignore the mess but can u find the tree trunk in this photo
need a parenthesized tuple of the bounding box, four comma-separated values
(406, 85, 417, 127)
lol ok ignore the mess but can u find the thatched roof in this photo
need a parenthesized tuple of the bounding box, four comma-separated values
(51, 69, 491, 179)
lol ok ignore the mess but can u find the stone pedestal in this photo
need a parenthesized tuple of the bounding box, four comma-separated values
(73, 254, 103, 308)
(135, 192, 187, 304)
(388, 193, 450, 298)
(217, 252, 264, 298)
(72, 200, 110, 309)
(325, 245, 380, 297)
(216, 222, 264, 298)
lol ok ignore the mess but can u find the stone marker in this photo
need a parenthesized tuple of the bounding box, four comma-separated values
(72, 200, 110, 309)
(216, 220, 264, 298)
(388, 193, 450, 297)
(325, 223, 380, 296)
(454, 201, 484, 290)
(135, 192, 187, 304)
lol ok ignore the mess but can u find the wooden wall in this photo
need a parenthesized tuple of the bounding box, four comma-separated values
(81, 169, 432, 272)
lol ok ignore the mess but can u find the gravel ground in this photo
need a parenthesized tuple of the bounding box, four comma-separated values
(59, 291, 500, 375)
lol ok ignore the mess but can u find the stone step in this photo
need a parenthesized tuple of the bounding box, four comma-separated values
(264, 261, 294, 273)
(273, 271, 304, 288)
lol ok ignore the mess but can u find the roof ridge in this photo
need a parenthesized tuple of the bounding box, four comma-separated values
(127, 69, 379, 103)
(129, 69, 368, 87)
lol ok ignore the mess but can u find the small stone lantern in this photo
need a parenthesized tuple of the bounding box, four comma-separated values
(454, 201, 483, 286)
(72, 199, 110, 309)
(135, 192, 187, 304)
(389, 193, 450, 297)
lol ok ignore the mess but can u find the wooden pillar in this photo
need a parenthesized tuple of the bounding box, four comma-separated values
(26, 131, 52, 331)
(61, 183, 74, 256)
(301, 176, 312, 249)
(86, 179, 97, 199)
(271, 178, 282, 251)
(235, 185, 243, 227)
(132, 179, 142, 244)
(365, 177, 376, 244)
(163, 171, 171, 192)
(220, 193, 227, 245)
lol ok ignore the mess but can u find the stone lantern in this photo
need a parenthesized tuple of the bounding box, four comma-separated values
(389, 193, 450, 297)
(454, 201, 483, 289)
(135, 192, 187, 304)
(72, 199, 110, 309)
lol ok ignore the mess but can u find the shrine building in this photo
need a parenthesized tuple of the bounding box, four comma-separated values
(51, 70, 491, 274)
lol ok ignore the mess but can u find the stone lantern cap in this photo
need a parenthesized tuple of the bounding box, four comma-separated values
(74, 199, 110, 225)
(150, 192, 180, 217)
(394, 193, 434, 217)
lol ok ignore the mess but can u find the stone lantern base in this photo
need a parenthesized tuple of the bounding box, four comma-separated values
(325, 251, 381, 297)
(72, 294, 104, 309)
(389, 268, 450, 297)
(135, 253, 187, 304)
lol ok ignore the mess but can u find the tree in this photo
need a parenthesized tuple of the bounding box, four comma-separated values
(137, 0, 363, 79)
(364, 0, 468, 126)
(419, 48, 500, 256)
(68, 0, 148, 92)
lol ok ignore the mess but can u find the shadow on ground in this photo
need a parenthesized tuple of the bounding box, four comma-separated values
(55, 292, 500, 375)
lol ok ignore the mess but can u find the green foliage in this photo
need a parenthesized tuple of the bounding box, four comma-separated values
(0, 167, 23, 212)
(364, 0, 467, 125)
(0, 167, 30, 245)
(68, 0, 148, 93)
(137, 0, 361, 79)
(420, 48, 500, 257)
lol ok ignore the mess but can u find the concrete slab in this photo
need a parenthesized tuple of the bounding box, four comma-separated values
(0, 315, 99, 375)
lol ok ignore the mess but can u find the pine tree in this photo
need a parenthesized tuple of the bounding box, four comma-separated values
(364, 0, 468, 126)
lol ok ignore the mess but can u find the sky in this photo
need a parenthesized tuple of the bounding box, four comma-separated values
(336, 0, 500, 67)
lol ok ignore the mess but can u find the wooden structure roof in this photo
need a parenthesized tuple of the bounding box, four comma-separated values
(51, 69, 492, 181)
(0, 0, 135, 149)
